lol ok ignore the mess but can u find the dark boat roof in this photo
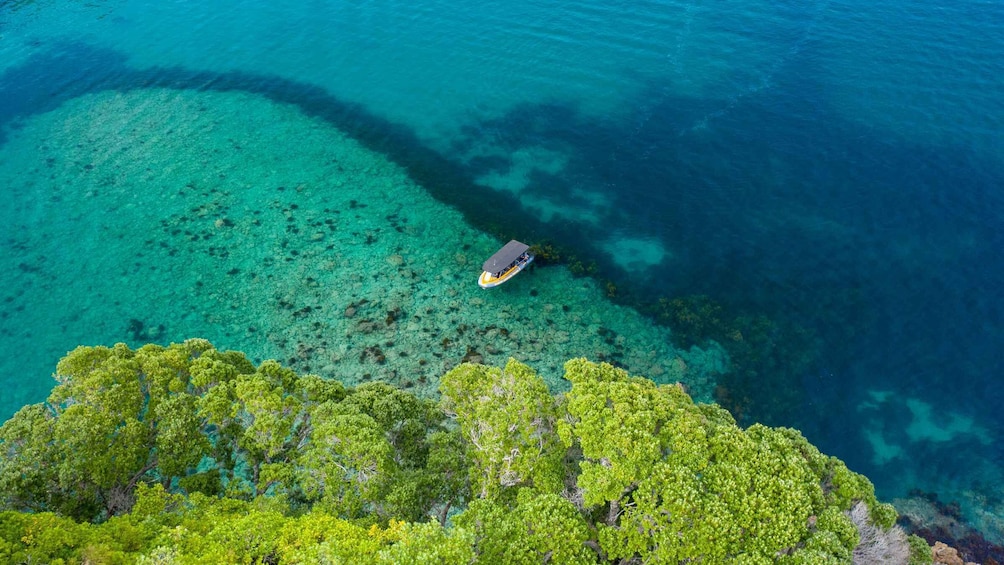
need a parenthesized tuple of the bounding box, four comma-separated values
(482, 240, 530, 272)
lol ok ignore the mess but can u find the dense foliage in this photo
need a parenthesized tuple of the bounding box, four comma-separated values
(0, 340, 931, 564)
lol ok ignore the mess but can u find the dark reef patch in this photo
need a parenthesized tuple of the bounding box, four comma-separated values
(126, 318, 165, 343)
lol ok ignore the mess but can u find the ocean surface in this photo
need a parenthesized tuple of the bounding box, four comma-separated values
(1, 0, 1002, 545)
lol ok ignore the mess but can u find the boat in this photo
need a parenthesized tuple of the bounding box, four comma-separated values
(478, 240, 534, 288)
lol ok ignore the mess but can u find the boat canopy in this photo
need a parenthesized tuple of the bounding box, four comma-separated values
(482, 240, 530, 273)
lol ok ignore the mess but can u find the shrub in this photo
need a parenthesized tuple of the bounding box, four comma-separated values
(847, 501, 910, 565)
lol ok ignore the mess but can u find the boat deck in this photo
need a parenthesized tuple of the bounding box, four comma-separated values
(478, 253, 533, 288)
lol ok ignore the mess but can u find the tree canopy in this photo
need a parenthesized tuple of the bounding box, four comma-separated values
(0, 341, 931, 564)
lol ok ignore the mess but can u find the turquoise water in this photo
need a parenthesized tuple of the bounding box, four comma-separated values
(2, 0, 1003, 550)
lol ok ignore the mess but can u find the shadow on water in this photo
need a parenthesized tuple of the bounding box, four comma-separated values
(3, 41, 1004, 553)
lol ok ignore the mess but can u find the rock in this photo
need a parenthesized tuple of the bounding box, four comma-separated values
(344, 306, 356, 318)
(461, 346, 483, 364)
(932, 541, 964, 565)
(386, 254, 404, 266)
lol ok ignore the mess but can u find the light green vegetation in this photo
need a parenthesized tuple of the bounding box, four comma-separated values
(0, 340, 930, 564)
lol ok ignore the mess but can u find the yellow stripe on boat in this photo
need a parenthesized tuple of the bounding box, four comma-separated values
(478, 240, 534, 288)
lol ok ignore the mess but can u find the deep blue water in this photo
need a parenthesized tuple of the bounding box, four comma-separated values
(2, 0, 1003, 541)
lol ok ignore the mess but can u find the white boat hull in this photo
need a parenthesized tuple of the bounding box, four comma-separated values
(478, 255, 534, 288)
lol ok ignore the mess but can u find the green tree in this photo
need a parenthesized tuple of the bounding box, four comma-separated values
(341, 382, 462, 522)
(0, 404, 64, 514)
(1, 344, 918, 565)
(1, 339, 463, 525)
(376, 520, 475, 564)
(0, 340, 262, 520)
(559, 358, 876, 563)
(422, 429, 471, 526)
(457, 488, 595, 564)
(296, 399, 396, 518)
(197, 359, 313, 498)
(440, 359, 566, 500)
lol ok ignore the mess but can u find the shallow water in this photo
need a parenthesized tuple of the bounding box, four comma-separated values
(1, 0, 1002, 543)
(0, 87, 724, 409)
